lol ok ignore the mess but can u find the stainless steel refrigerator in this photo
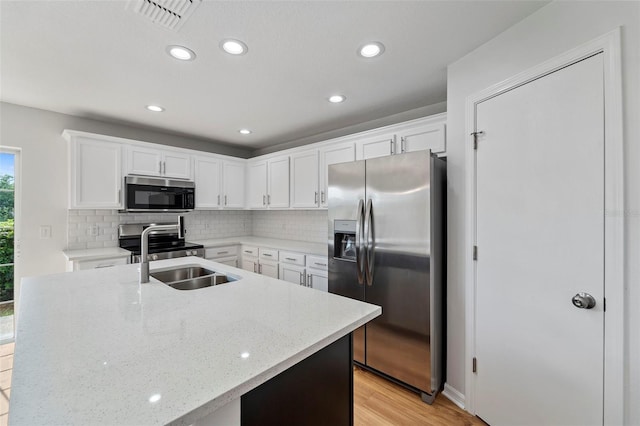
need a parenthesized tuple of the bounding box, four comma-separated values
(328, 150, 445, 403)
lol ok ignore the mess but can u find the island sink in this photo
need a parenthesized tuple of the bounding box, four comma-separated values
(150, 265, 237, 290)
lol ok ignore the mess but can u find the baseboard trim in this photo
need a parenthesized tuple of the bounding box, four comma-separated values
(442, 383, 466, 410)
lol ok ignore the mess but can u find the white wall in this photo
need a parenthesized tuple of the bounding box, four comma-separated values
(0, 102, 251, 313)
(445, 1, 639, 423)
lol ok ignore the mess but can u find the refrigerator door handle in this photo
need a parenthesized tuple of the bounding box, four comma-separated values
(364, 198, 375, 286)
(355, 199, 365, 285)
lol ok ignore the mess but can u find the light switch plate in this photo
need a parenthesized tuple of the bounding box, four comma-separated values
(39, 225, 52, 239)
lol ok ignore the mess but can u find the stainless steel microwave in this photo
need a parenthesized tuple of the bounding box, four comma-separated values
(124, 175, 195, 212)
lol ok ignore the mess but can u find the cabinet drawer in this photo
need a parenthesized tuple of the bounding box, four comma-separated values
(241, 245, 259, 257)
(259, 247, 279, 261)
(280, 251, 305, 266)
(205, 245, 238, 259)
(75, 257, 128, 271)
(215, 256, 238, 268)
(306, 255, 328, 270)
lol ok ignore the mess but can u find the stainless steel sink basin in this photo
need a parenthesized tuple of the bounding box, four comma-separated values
(150, 265, 237, 290)
(167, 274, 231, 290)
(150, 266, 216, 283)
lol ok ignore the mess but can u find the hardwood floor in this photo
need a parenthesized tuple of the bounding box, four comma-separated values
(354, 367, 484, 426)
(0, 342, 13, 426)
(0, 342, 482, 426)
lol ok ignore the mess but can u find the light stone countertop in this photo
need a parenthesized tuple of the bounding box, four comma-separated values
(10, 257, 380, 425)
(62, 246, 131, 262)
(62, 236, 326, 263)
(192, 236, 327, 256)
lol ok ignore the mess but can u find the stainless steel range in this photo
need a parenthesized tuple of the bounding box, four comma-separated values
(118, 222, 204, 263)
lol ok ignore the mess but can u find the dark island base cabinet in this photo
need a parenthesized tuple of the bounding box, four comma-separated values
(241, 334, 354, 426)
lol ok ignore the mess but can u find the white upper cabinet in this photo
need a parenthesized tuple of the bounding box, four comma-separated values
(66, 133, 123, 209)
(396, 121, 446, 154)
(222, 160, 245, 208)
(355, 114, 447, 160)
(247, 156, 290, 209)
(319, 142, 355, 208)
(290, 150, 320, 208)
(267, 156, 290, 208)
(247, 161, 268, 208)
(127, 146, 191, 179)
(194, 156, 222, 208)
(194, 156, 245, 209)
(356, 133, 396, 160)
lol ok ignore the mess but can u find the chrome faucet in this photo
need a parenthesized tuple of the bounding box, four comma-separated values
(140, 216, 185, 283)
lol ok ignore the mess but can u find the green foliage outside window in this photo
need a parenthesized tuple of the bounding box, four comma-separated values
(0, 174, 14, 305)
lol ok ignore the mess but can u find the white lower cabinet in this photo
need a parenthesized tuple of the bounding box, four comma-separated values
(306, 255, 328, 292)
(259, 260, 279, 278)
(205, 245, 239, 268)
(241, 245, 279, 278)
(280, 263, 306, 286)
(68, 256, 129, 272)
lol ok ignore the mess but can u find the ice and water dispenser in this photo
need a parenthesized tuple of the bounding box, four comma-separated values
(333, 220, 357, 261)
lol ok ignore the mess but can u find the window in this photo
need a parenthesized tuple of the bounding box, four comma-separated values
(0, 151, 15, 342)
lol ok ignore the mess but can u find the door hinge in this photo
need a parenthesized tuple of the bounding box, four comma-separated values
(471, 131, 484, 150)
(473, 357, 477, 373)
(473, 246, 478, 261)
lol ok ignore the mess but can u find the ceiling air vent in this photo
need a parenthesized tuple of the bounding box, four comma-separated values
(127, 0, 202, 31)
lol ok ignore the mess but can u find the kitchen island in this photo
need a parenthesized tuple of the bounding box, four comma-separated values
(9, 257, 380, 425)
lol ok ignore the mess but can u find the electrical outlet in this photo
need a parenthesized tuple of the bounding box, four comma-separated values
(88, 225, 99, 237)
(39, 225, 52, 239)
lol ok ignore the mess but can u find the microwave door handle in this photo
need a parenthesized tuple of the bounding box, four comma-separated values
(364, 198, 374, 286)
(355, 199, 365, 285)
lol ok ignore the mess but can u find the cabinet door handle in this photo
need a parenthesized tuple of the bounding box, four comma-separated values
(163, 161, 166, 174)
(159, 161, 162, 174)
(217, 251, 229, 255)
(268, 194, 271, 205)
(401, 137, 406, 153)
(263, 253, 272, 257)
(263, 195, 266, 206)
(259, 264, 262, 274)
(390, 139, 394, 155)
(314, 191, 318, 204)
(314, 262, 327, 267)
(95, 264, 115, 269)
(285, 257, 296, 261)
(217, 194, 221, 206)
(299, 273, 304, 285)
(321, 191, 325, 203)
(225, 195, 228, 206)
(253, 262, 257, 273)
(307, 274, 312, 288)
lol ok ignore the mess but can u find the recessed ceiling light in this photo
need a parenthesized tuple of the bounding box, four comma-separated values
(220, 39, 248, 55)
(328, 95, 346, 103)
(166, 45, 196, 61)
(146, 105, 164, 112)
(358, 42, 385, 58)
(239, 129, 252, 135)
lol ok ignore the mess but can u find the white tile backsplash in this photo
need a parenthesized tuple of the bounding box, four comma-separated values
(67, 210, 253, 250)
(251, 210, 327, 243)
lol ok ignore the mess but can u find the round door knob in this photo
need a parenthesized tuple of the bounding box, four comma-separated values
(150, 254, 158, 261)
(572, 292, 596, 309)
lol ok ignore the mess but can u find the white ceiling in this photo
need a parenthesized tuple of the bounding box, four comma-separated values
(0, 1, 547, 150)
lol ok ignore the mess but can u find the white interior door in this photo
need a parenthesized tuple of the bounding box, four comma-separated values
(475, 54, 604, 425)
